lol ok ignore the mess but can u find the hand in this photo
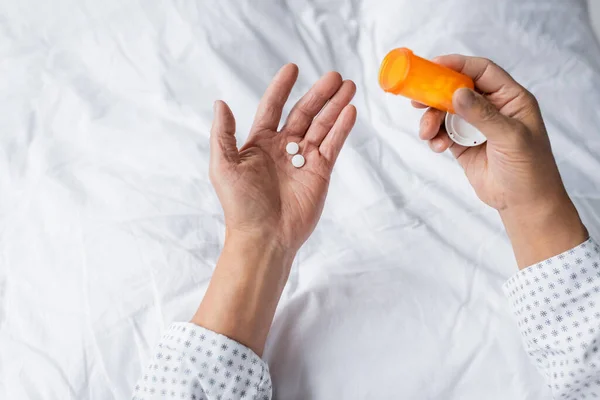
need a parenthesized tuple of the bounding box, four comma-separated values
(415, 55, 587, 267)
(194, 65, 356, 354)
(210, 64, 357, 253)
(416, 55, 563, 212)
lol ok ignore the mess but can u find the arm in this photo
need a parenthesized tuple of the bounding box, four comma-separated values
(133, 64, 357, 399)
(416, 55, 596, 397)
(191, 233, 294, 356)
(500, 199, 587, 270)
(503, 238, 600, 397)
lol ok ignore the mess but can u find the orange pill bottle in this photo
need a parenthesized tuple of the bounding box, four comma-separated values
(379, 48, 474, 114)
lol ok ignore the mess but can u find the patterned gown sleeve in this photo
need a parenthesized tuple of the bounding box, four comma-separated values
(132, 323, 272, 400)
(504, 238, 600, 399)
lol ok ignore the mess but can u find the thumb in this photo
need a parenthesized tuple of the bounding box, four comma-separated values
(452, 88, 516, 143)
(210, 100, 239, 167)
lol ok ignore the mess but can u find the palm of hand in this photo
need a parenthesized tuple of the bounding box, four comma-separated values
(455, 144, 495, 204)
(457, 143, 524, 210)
(220, 135, 331, 249)
(210, 65, 356, 252)
(462, 131, 563, 213)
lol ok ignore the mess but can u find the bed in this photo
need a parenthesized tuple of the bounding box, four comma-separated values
(1, 0, 600, 398)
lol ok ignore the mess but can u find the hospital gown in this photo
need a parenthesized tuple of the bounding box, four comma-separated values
(133, 238, 600, 400)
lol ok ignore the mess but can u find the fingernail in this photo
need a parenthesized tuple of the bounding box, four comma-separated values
(455, 88, 476, 110)
(213, 101, 219, 113)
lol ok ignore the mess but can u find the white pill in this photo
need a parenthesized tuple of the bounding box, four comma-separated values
(291, 154, 305, 168)
(286, 142, 299, 155)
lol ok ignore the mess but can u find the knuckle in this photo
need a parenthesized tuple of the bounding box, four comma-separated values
(263, 103, 279, 121)
(481, 58, 502, 72)
(488, 60, 501, 70)
(327, 95, 345, 110)
(474, 57, 496, 76)
(515, 90, 542, 121)
(477, 57, 494, 66)
(523, 90, 537, 104)
(526, 93, 541, 114)
(302, 92, 322, 112)
(315, 114, 334, 131)
(522, 90, 540, 109)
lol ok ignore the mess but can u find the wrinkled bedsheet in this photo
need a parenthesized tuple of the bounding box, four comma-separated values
(1, 0, 600, 398)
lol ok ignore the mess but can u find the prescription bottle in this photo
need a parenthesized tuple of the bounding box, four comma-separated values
(379, 48, 474, 114)
(379, 48, 486, 147)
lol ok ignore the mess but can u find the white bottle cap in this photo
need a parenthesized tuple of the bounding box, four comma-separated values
(445, 113, 487, 147)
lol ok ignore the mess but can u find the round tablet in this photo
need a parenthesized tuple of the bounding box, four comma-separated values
(286, 142, 299, 155)
(291, 154, 305, 168)
(445, 113, 487, 147)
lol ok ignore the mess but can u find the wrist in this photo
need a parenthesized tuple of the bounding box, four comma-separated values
(499, 194, 588, 269)
(191, 228, 296, 355)
(225, 227, 296, 258)
(223, 228, 296, 280)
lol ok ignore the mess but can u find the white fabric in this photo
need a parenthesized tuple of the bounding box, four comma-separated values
(1, 0, 600, 399)
(136, 239, 600, 400)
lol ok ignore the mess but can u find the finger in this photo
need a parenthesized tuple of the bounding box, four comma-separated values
(210, 100, 239, 169)
(433, 55, 521, 95)
(250, 63, 299, 135)
(419, 108, 445, 140)
(450, 143, 481, 172)
(426, 126, 479, 171)
(411, 100, 428, 109)
(453, 88, 521, 144)
(435, 55, 543, 129)
(319, 104, 357, 163)
(427, 129, 453, 153)
(449, 141, 470, 162)
(282, 71, 343, 138)
(304, 80, 356, 145)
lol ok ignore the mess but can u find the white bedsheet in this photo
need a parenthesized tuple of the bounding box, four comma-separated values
(1, 0, 600, 398)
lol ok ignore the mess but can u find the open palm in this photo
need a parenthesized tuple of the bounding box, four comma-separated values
(210, 64, 357, 252)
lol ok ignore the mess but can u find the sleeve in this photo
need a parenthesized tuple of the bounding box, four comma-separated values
(503, 238, 600, 399)
(132, 323, 272, 400)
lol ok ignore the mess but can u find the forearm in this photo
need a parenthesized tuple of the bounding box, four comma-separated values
(500, 193, 588, 269)
(132, 232, 287, 399)
(192, 231, 295, 356)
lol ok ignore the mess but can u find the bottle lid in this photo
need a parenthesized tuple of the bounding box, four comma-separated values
(445, 113, 487, 147)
